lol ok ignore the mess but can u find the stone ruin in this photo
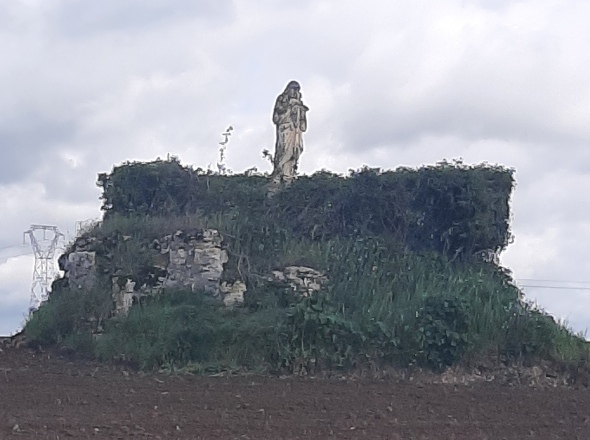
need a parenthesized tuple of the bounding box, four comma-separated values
(58, 228, 327, 318)
(60, 228, 246, 316)
(270, 266, 328, 297)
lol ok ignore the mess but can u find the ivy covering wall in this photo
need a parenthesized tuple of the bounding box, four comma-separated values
(97, 158, 514, 260)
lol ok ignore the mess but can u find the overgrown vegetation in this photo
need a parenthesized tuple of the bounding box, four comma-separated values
(25, 158, 590, 377)
(97, 158, 513, 260)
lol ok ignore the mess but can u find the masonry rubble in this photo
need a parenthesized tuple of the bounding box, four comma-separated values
(111, 277, 136, 316)
(271, 266, 328, 297)
(59, 228, 245, 316)
(58, 229, 328, 318)
(154, 229, 228, 294)
(220, 280, 248, 307)
(58, 251, 97, 290)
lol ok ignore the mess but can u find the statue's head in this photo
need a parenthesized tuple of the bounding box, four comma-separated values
(284, 81, 301, 98)
(285, 80, 300, 91)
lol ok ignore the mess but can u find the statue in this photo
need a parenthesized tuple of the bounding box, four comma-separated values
(270, 81, 309, 187)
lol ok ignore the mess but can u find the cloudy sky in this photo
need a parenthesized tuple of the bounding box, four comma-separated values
(1, 0, 590, 336)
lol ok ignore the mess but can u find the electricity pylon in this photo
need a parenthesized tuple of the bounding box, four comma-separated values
(23, 225, 64, 313)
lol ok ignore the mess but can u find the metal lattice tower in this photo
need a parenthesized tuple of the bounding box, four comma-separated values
(23, 225, 64, 313)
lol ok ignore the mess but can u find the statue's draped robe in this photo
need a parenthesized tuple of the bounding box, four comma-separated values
(272, 86, 308, 184)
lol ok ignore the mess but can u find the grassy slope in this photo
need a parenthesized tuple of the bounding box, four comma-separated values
(25, 212, 589, 374)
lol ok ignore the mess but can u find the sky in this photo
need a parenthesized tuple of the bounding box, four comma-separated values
(1, 0, 590, 336)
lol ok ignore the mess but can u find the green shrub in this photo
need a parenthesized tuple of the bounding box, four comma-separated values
(277, 292, 402, 373)
(95, 294, 222, 369)
(25, 286, 110, 347)
(62, 332, 95, 355)
(415, 295, 470, 371)
(503, 303, 590, 365)
(279, 293, 363, 371)
(94, 290, 284, 371)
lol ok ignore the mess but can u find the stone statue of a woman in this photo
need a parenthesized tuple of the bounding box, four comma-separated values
(270, 81, 309, 187)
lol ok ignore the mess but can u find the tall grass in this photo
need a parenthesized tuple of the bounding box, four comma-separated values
(94, 290, 284, 371)
(25, 285, 111, 353)
(310, 239, 517, 355)
(79, 213, 208, 244)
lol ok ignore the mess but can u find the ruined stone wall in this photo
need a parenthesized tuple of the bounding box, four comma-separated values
(271, 266, 328, 297)
(60, 228, 245, 316)
(154, 229, 227, 294)
(58, 228, 328, 316)
(59, 251, 96, 290)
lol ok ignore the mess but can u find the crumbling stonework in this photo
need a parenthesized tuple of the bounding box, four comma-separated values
(154, 229, 228, 294)
(59, 228, 243, 317)
(59, 251, 97, 290)
(220, 281, 247, 307)
(111, 277, 136, 316)
(271, 266, 328, 297)
(57, 229, 329, 318)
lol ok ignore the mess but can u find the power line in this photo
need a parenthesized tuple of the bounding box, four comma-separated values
(1, 250, 34, 259)
(517, 278, 590, 285)
(519, 285, 590, 291)
(0, 244, 27, 252)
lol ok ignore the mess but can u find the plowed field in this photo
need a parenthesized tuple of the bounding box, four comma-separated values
(1, 347, 589, 439)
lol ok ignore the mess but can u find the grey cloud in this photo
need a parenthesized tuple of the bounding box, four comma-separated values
(53, 0, 234, 37)
(0, 250, 31, 266)
(316, 5, 590, 156)
(0, 114, 76, 185)
(471, 0, 524, 10)
(535, 224, 590, 277)
(510, 169, 590, 236)
(0, 7, 9, 28)
(38, 166, 99, 206)
(334, 79, 589, 155)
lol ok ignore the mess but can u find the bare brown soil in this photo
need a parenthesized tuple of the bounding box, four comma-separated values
(1, 347, 589, 439)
